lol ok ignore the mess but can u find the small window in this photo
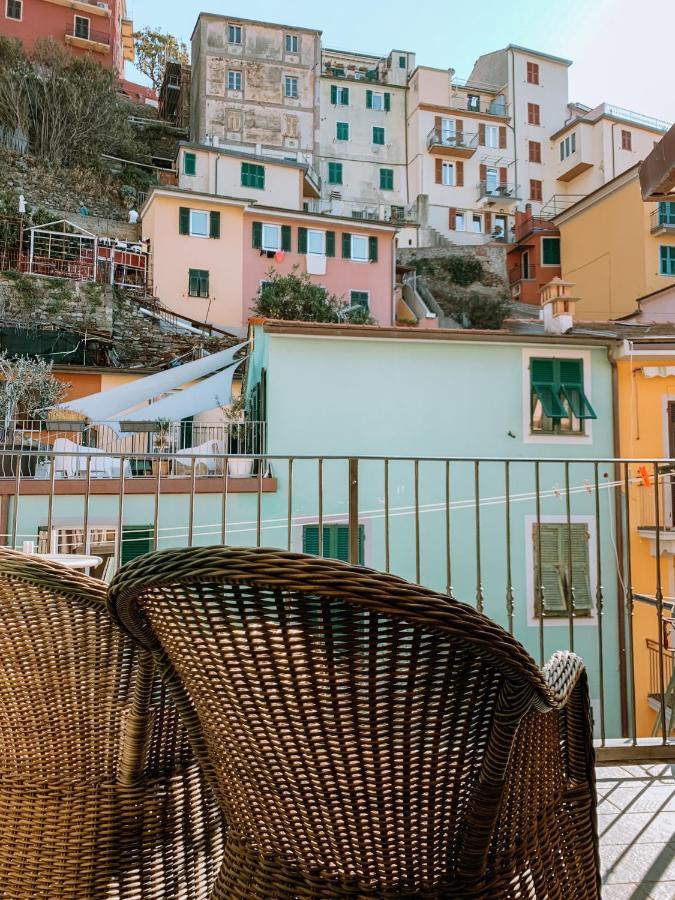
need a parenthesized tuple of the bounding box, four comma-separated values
(188, 269, 209, 298)
(621, 129, 632, 151)
(228, 24, 242, 44)
(350, 290, 369, 311)
(351, 235, 368, 261)
(455, 211, 465, 232)
(467, 94, 480, 112)
(6, 0, 21, 20)
(660, 245, 675, 275)
(285, 34, 298, 53)
(530, 357, 596, 435)
(284, 76, 299, 99)
(533, 522, 593, 617)
(658, 202, 675, 226)
(542, 237, 561, 266)
(331, 85, 349, 105)
(328, 161, 343, 184)
(228, 70, 242, 91)
(529, 140, 541, 163)
(241, 162, 265, 189)
(471, 214, 482, 234)
(485, 125, 499, 148)
(398, 55, 406, 68)
(369, 91, 384, 110)
(303, 524, 364, 564)
(522, 250, 531, 279)
(183, 152, 196, 176)
(527, 102, 540, 126)
(526, 61, 539, 85)
(485, 166, 499, 194)
(74, 15, 90, 39)
(336, 121, 349, 141)
(189, 210, 209, 238)
(530, 179, 543, 202)
(307, 229, 325, 255)
(441, 161, 454, 186)
(379, 168, 394, 190)
(372, 126, 385, 145)
(262, 224, 282, 252)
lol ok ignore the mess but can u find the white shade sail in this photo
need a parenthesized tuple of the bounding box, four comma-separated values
(57, 342, 248, 422)
(119, 360, 243, 429)
(642, 366, 675, 378)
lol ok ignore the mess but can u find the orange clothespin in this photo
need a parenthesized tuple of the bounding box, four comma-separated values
(584, 480, 592, 494)
(637, 465, 652, 487)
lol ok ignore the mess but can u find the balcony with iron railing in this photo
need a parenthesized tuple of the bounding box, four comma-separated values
(514, 215, 557, 242)
(65, 25, 111, 48)
(508, 261, 538, 285)
(448, 93, 509, 118)
(426, 126, 478, 157)
(650, 204, 675, 235)
(478, 180, 519, 203)
(304, 198, 417, 224)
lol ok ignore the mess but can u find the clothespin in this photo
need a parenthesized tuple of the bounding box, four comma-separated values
(584, 480, 592, 494)
(637, 465, 651, 488)
(553, 483, 562, 499)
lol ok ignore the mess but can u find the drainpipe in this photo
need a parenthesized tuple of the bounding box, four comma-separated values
(609, 343, 629, 736)
(509, 49, 518, 211)
(611, 123, 617, 180)
(214, 154, 218, 195)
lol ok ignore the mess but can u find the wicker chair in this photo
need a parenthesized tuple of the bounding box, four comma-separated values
(109, 546, 601, 900)
(0, 549, 224, 899)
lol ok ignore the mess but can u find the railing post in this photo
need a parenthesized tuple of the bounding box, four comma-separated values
(348, 458, 359, 565)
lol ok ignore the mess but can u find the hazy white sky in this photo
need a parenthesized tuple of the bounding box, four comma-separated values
(124, 0, 674, 123)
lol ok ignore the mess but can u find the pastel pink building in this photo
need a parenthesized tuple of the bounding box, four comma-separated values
(141, 143, 397, 330)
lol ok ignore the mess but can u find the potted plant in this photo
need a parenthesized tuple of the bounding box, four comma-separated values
(152, 418, 172, 476)
(221, 394, 254, 478)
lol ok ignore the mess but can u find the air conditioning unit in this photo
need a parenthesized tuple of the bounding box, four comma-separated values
(96, 2, 110, 9)
(353, 73, 364, 80)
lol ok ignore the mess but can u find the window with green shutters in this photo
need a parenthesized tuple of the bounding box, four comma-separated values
(379, 168, 394, 190)
(179, 206, 190, 235)
(209, 210, 220, 239)
(328, 161, 343, 184)
(188, 269, 209, 298)
(350, 290, 369, 311)
(183, 152, 196, 176)
(121, 525, 155, 566)
(541, 236, 560, 266)
(325, 230, 335, 257)
(252, 221, 263, 249)
(302, 524, 365, 564)
(366, 90, 390, 111)
(399, 55, 406, 68)
(658, 202, 675, 226)
(530, 357, 596, 434)
(372, 126, 385, 145)
(368, 235, 378, 262)
(660, 245, 675, 275)
(241, 162, 265, 189)
(336, 121, 349, 141)
(533, 522, 593, 617)
(330, 85, 349, 105)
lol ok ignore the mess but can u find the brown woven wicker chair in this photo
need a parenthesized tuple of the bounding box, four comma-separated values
(0, 548, 224, 899)
(109, 546, 600, 900)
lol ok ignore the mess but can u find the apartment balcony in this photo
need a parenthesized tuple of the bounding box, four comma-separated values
(426, 126, 478, 158)
(121, 18, 135, 63)
(448, 93, 509, 118)
(555, 128, 594, 183)
(514, 214, 557, 242)
(304, 197, 417, 224)
(478, 180, 519, 204)
(650, 206, 675, 235)
(637, 468, 675, 542)
(508, 261, 538, 286)
(65, 25, 110, 53)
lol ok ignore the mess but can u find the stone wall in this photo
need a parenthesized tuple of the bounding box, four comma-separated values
(397, 243, 508, 282)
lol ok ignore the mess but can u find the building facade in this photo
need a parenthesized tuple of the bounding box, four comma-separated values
(2, 0, 134, 78)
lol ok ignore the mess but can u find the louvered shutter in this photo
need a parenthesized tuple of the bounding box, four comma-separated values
(559, 359, 597, 420)
(343, 87, 349, 105)
(499, 167, 508, 186)
(568, 524, 592, 611)
(366, 89, 373, 109)
(179, 207, 190, 235)
(448, 207, 456, 230)
(533, 524, 567, 614)
(384, 92, 391, 111)
(368, 235, 378, 262)
(325, 231, 335, 257)
(499, 126, 507, 149)
(531, 358, 567, 418)
(435, 158, 443, 184)
(303, 524, 331, 556)
(456, 160, 464, 186)
(342, 233, 351, 258)
(297, 227, 307, 253)
(478, 123, 486, 146)
(330, 84, 337, 104)
(335, 525, 364, 564)
(209, 211, 220, 239)
(479, 163, 487, 185)
(281, 225, 291, 251)
(252, 221, 263, 249)
(455, 119, 463, 142)
(121, 526, 155, 566)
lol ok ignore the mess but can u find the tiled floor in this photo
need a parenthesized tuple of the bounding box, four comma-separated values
(597, 764, 675, 899)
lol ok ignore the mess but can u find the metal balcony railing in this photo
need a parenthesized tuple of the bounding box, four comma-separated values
(514, 215, 557, 242)
(449, 94, 508, 117)
(508, 262, 537, 284)
(650, 205, 675, 234)
(304, 198, 417, 224)
(65, 25, 111, 46)
(637, 467, 675, 531)
(426, 127, 478, 153)
(479, 180, 519, 202)
(646, 638, 674, 703)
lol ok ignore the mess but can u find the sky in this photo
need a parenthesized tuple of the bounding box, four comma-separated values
(124, 0, 675, 124)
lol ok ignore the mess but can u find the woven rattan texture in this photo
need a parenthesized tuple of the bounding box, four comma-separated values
(0, 549, 224, 899)
(110, 546, 601, 899)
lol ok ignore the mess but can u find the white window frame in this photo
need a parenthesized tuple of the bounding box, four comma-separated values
(485, 166, 499, 194)
(494, 214, 507, 237)
(455, 211, 465, 232)
(227, 70, 242, 91)
(524, 514, 598, 627)
(485, 125, 499, 149)
(370, 91, 384, 111)
(335, 86, 349, 106)
(350, 234, 368, 261)
(284, 75, 299, 99)
(521, 347, 594, 446)
(285, 33, 298, 53)
(541, 236, 561, 268)
(189, 209, 209, 238)
(74, 14, 90, 40)
(441, 161, 455, 186)
(441, 117, 455, 144)
(262, 223, 282, 252)
(228, 24, 242, 44)
(307, 229, 325, 256)
(5, 0, 22, 21)
(471, 214, 482, 234)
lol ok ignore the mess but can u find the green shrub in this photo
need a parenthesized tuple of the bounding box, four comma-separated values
(444, 290, 512, 330)
(252, 267, 375, 325)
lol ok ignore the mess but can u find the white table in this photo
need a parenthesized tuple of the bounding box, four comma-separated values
(38, 554, 103, 570)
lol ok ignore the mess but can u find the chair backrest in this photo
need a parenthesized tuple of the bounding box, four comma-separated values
(0, 548, 192, 781)
(109, 546, 553, 893)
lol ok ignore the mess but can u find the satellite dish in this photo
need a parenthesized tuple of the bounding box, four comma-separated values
(275, 250, 285, 262)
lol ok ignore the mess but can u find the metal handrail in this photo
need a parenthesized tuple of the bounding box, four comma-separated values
(426, 127, 479, 151)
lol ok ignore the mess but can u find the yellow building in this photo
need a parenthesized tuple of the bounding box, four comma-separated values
(554, 166, 675, 320)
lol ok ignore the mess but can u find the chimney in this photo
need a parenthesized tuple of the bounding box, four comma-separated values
(540, 277, 578, 335)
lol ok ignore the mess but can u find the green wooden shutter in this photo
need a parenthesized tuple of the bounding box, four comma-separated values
(330, 84, 337, 104)
(297, 227, 307, 253)
(281, 225, 291, 252)
(366, 89, 373, 109)
(199, 270, 209, 297)
(325, 231, 335, 257)
(183, 152, 196, 176)
(568, 524, 592, 611)
(542, 237, 560, 265)
(342, 86, 349, 105)
(121, 525, 154, 566)
(334, 525, 364, 564)
(531, 358, 567, 419)
(534, 523, 592, 616)
(342, 233, 351, 259)
(179, 416, 193, 449)
(302, 524, 331, 556)
(252, 221, 263, 249)
(368, 235, 378, 262)
(534, 524, 567, 614)
(188, 269, 199, 296)
(384, 92, 391, 111)
(379, 168, 393, 190)
(179, 207, 190, 235)
(209, 210, 221, 239)
(559, 359, 597, 420)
